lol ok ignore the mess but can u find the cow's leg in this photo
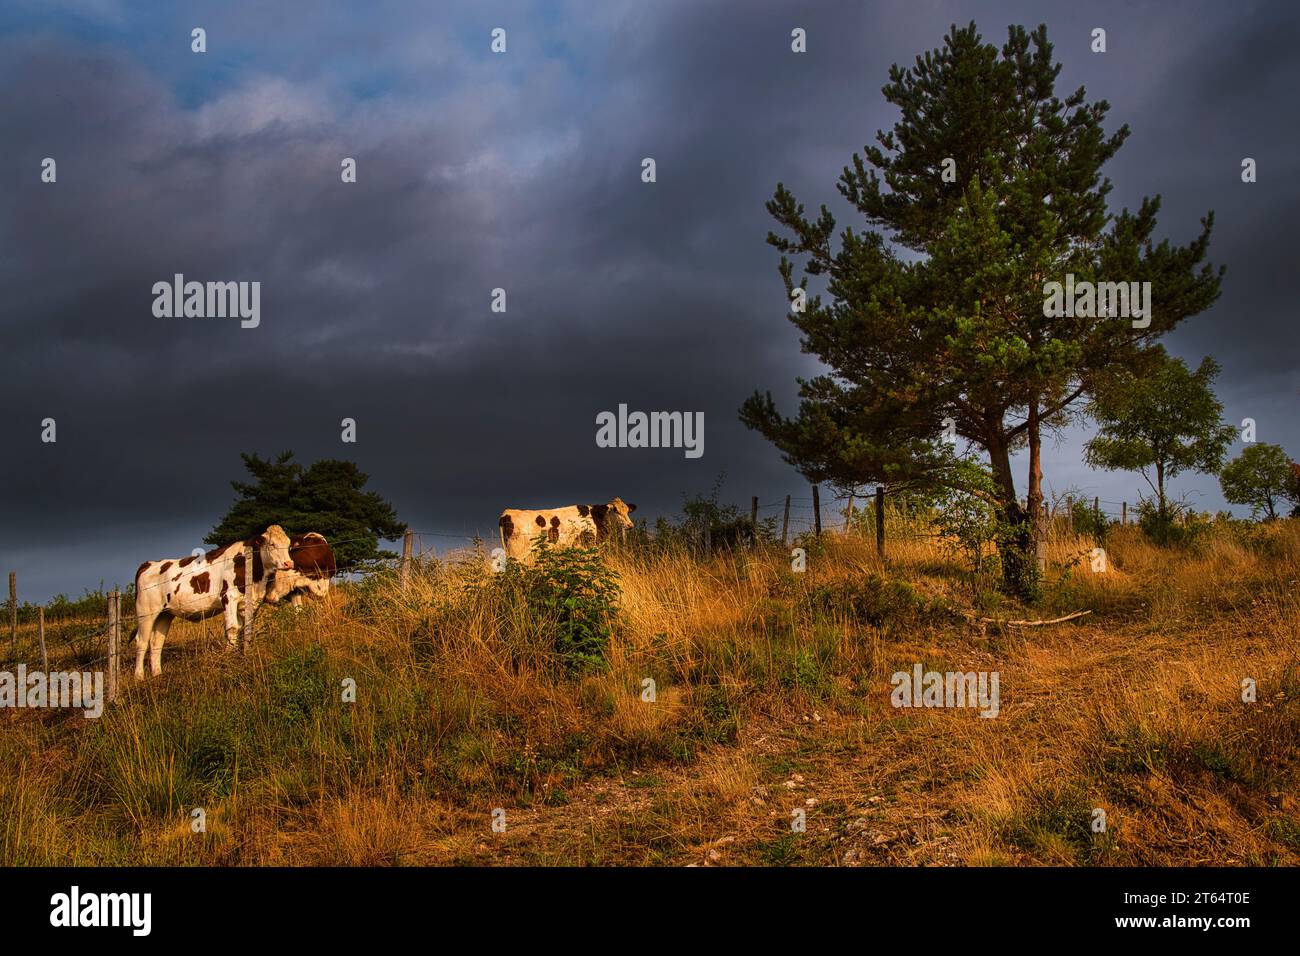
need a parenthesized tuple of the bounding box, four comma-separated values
(223, 591, 241, 650)
(148, 614, 172, 677)
(290, 591, 303, 609)
(133, 618, 153, 680)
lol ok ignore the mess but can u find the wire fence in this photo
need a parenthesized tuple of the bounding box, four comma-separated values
(0, 524, 495, 688)
(3, 489, 1151, 694)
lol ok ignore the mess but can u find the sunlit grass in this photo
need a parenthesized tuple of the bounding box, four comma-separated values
(2, 519, 1297, 865)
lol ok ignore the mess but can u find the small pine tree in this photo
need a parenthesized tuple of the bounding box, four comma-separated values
(207, 451, 405, 566)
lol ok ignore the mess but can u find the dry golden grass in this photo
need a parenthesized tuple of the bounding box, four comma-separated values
(1, 518, 1297, 866)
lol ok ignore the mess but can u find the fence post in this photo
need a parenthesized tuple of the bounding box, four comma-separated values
(400, 528, 414, 592)
(38, 606, 47, 673)
(8, 571, 15, 654)
(812, 485, 821, 536)
(844, 492, 855, 532)
(106, 590, 119, 703)
(243, 544, 255, 654)
(1122, 501, 1128, 526)
(781, 495, 791, 547)
(750, 496, 759, 533)
(875, 485, 886, 559)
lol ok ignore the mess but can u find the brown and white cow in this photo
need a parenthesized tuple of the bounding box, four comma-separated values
(272, 532, 337, 607)
(498, 497, 636, 562)
(131, 525, 294, 679)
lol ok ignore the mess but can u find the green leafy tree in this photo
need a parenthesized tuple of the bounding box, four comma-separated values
(207, 451, 405, 566)
(742, 22, 1222, 597)
(1219, 443, 1297, 520)
(1083, 354, 1234, 519)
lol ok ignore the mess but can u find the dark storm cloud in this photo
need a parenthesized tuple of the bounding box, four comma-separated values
(2, 0, 1297, 600)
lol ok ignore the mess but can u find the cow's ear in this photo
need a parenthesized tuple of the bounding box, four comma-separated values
(627, 503, 637, 513)
(250, 535, 265, 548)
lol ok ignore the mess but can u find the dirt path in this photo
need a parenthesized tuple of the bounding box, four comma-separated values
(418, 608, 1294, 866)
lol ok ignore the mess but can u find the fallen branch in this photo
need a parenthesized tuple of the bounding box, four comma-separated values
(976, 609, 1093, 627)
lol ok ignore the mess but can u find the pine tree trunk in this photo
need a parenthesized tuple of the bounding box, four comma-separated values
(1026, 401, 1044, 541)
(988, 428, 1037, 599)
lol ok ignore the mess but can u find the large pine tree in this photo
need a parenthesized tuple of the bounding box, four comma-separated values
(742, 22, 1223, 595)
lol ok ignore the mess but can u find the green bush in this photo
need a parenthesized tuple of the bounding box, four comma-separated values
(642, 475, 777, 554)
(810, 574, 947, 628)
(1135, 498, 1211, 548)
(932, 488, 1002, 577)
(1069, 498, 1110, 545)
(501, 542, 621, 675)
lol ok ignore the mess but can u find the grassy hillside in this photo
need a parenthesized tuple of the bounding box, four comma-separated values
(3, 520, 1298, 866)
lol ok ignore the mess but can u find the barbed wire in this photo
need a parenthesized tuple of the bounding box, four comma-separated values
(5, 496, 1158, 671)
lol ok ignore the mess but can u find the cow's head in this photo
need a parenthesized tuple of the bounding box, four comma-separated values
(287, 533, 334, 601)
(258, 524, 295, 572)
(607, 497, 637, 532)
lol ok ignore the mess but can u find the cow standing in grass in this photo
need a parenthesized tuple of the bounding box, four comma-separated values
(131, 525, 294, 679)
(273, 532, 337, 607)
(498, 497, 636, 562)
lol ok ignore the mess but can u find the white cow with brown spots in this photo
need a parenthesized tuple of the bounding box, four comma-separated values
(497, 497, 636, 562)
(131, 525, 294, 679)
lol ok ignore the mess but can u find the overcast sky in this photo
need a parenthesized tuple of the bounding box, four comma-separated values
(2, 0, 1297, 602)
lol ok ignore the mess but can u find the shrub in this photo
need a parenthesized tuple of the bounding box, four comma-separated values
(810, 574, 944, 628)
(501, 542, 621, 676)
(647, 475, 775, 554)
(1069, 498, 1110, 546)
(1135, 498, 1211, 548)
(931, 488, 1002, 578)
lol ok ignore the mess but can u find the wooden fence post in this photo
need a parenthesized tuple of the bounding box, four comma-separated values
(8, 571, 15, 654)
(400, 528, 414, 592)
(106, 590, 119, 703)
(812, 485, 821, 537)
(243, 544, 255, 654)
(750, 496, 759, 531)
(1122, 501, 1128, 525)
(38, 606, 47, 673)
(781, 495, 791, 546)
(875, 485, 885, 559)
(844, 492, 855, 532)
